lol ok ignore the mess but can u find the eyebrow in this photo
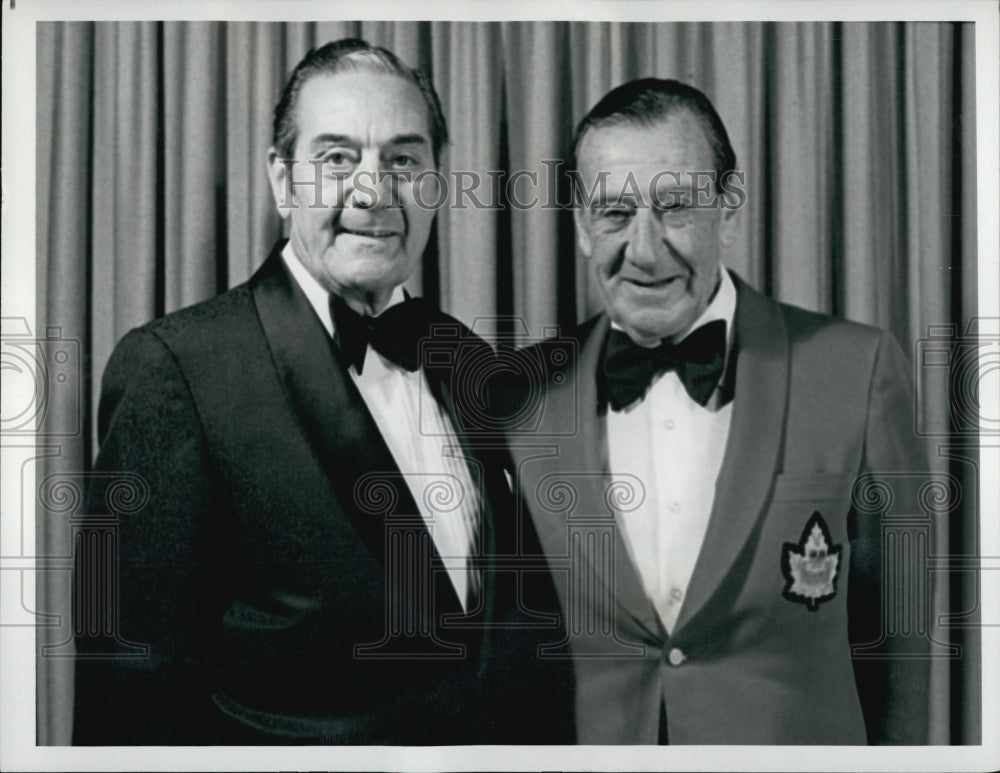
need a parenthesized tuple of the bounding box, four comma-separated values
(384, 134, 430, 147)
(589, 195, 640, 208)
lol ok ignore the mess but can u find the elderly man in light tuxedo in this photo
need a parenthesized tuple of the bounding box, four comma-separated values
(497, 78, 930, 744)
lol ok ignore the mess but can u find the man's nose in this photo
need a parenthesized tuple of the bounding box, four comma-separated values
(348, 156, 391, 210)
(624, 208, 667, 268)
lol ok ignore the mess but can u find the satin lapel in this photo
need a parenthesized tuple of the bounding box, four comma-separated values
(421, 323, 486, 526)
(673, 273, 789, 633)
(249, 246, 463, 616)
(539, 316, 661, 633)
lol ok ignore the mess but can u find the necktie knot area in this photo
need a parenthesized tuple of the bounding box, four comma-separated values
(600, 319, 727, 410)
(329, 294, 431, 374)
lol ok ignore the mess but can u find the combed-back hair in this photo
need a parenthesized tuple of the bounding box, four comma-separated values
(272, 38, 448, 164)
(571, 77, 736, 189)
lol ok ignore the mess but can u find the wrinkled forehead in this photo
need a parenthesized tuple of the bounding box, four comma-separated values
(294, 70, 432, 142)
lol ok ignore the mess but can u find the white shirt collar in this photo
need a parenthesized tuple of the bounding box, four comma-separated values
(680, 265, 736, 349)
(281, 241, 406, 338)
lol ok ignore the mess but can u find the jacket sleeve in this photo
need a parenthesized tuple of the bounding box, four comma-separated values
(848, 330, 932, 744)
(73, 328, 229, 744)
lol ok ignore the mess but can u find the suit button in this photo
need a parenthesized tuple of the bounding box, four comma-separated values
(667, 647, 686, 666)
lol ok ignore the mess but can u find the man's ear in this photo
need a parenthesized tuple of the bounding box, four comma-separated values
(266, 148, 293, 217)
(573, 206, 592, 257)
(719, 205, 739, 247)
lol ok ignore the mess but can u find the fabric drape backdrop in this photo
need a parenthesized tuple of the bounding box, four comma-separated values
(35, 20, 978, 746)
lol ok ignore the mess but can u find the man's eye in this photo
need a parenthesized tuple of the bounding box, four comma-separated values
(323, 150, 355, 168)
(598, 207, 634, 221)
(654, 194, 690, 213)
(388, 153, 419, 169)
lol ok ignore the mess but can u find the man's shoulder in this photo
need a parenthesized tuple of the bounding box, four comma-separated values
(488, 316, 600, 419)
(775, 298, 889, 366)
(418, 306, 496, 375)
(424, 307, 487, 344)
(515, 314, 603, 357)
(143, 282, 254, 340)
(502, 315, 601, 373)
(734, 274, 890, 365)
(111, 282, 257, 370)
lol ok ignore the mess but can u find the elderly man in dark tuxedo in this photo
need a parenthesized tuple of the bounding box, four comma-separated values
(498, 78, 930, 744)
(72, 38, 571, 745)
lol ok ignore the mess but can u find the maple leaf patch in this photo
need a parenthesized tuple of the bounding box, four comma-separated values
(781, 511, 842, 611)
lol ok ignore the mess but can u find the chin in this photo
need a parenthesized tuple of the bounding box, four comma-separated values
(334, 259, 409, 286)
(340, 276, 402, 296)
(613, 320, 665, 345)
(616, 309, 689, 343)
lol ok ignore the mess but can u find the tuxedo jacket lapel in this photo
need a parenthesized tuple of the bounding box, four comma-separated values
(249, 246, 465, 618)
(423, 346, 500, 628)
(673, 273, 789, 633)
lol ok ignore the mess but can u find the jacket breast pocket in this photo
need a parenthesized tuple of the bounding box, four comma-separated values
(770, 473, 854, 504)
(764, 474, 854, 618)
(766, 473, 855, 552)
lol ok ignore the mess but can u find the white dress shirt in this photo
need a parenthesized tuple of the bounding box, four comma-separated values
(607, 268, 737, 634)
(282, 244, 480, 611)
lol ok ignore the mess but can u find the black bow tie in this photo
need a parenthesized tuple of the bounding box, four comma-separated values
(329, 293, 431, 374)
(599, 319, 727, 411)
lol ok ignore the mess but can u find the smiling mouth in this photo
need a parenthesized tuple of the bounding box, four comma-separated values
(625, 276, 682, 289)
(339, 227, 400, 238)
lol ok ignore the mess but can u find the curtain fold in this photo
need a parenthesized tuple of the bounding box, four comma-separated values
(35, 20, 978, 746)
(163, 22, 223, 311)
(35, 21, 95, 748)
(435, 22, 505, 328)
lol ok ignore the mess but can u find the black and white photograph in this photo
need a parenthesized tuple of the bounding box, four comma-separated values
(1, 1, 997, 770)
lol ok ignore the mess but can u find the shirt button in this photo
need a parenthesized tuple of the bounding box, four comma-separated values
(664, 419, 675, 430)
(667, 647, 687, 666)
(670, 501, 681, 513)
(669, 586, 684, 603)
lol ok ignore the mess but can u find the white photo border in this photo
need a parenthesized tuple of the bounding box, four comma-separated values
(2, 1, 997, 771)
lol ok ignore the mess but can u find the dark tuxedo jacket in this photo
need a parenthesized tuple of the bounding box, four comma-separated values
(73, 242, 573, 745)
(498, 272, 931, 744)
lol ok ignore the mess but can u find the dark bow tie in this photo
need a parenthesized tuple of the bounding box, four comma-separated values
(329, 293, 431, 374)
(599, 319, 727, 411)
